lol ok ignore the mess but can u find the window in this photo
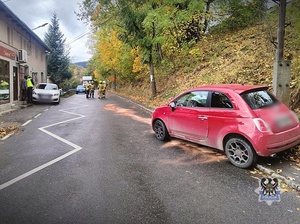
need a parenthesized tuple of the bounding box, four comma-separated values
(175, 91, 209, 108)
(35, 46, 38, 59)
(0, 59, 10, 104)
(211, 92, 233, 109)
(41, 50, 44, 62)
(241, 90, 278, 109)
(24, 39, 27, 51)
(7, 27, 10, 45)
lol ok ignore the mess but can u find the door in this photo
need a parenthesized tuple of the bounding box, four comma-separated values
(13, 67, 18, 100)
(168, 91, 209, 141)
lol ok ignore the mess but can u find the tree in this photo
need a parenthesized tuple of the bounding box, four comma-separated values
(44, 14, 71, 87)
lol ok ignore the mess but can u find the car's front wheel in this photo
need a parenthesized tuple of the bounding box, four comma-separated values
(153, 119, 170, 141)
(224, 137, 257, 168)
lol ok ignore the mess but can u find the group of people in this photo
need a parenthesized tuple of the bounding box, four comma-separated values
(84, 80, 107, 99)
(21, 75, 35, 104)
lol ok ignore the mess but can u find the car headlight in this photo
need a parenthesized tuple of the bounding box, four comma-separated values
(54, 93, 59, 96)
(32, 90, 36, 94)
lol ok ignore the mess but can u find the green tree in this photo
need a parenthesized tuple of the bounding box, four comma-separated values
(44, 14, 71, 87)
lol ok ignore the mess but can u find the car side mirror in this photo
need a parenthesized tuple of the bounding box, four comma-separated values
(169, 102, 176, 111)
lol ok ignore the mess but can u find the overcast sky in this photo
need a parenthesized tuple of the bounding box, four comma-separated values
(4, 0, 92, 63)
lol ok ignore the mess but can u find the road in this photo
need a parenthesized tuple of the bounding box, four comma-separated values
(0, 92, 299, 224)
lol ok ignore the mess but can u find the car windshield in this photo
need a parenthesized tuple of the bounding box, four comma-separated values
(77, 85, 84, 88)
(240, 89, 278, 109)
(37, 84, 58, 90)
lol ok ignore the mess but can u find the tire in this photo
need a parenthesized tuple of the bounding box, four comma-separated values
(153, 119, 170, 141)
(224, 137, 257, 169)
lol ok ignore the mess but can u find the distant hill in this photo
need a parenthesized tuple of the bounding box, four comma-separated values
(73, 61, 88, 68)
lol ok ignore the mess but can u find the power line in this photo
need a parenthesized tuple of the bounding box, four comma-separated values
(67, 31, 91, 45)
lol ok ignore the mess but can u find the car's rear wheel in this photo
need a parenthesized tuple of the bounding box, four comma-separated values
(153, 119, 170, 141)
(224, 137, 257, 168)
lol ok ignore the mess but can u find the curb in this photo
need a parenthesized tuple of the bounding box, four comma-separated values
(256, 164, 300, 191)
(113, 92, 154, 113)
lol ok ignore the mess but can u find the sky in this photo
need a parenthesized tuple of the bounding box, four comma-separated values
(4, 0, 92, 63)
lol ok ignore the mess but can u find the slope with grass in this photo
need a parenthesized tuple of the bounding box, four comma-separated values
(116, 24, 299, 112)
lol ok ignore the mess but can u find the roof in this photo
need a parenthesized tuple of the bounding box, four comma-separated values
(189, 84, 268, 94)
(0, 1, 50, 52)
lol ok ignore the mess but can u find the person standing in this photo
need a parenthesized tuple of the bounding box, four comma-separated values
(98, 81, 106, 99)
(26, 76, 34, 104)
(89, 81, 95, 98)
(85, 81, 91, 98)
(20, 75, 27, 101)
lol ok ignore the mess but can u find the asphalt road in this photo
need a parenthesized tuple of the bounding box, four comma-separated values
(0, 92, 299, 224)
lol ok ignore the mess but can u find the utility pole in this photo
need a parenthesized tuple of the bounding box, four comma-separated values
(272, 0, 291, 106)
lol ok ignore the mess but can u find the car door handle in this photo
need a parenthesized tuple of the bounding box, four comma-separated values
(198, 116, 208, 120)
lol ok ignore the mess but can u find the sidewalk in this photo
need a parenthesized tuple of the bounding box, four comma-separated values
(1, 95, 300, 191)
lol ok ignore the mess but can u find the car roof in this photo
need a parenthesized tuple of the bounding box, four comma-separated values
(189, 84, 268, 94)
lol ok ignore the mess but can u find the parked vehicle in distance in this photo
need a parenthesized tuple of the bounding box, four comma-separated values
(32, 83, 60, 104)
(76, 85, 85, 94)
(152, 84, 300, 168)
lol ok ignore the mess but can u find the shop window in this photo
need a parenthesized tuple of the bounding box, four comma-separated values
(0, 59, 10, 104)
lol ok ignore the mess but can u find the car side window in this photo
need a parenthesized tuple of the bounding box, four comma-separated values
(211, 92, 233, 109)
(175, 91, 209, 108)
(175, 93, 190, 107)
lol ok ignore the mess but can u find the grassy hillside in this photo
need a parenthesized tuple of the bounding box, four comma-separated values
(115, 23, 300, 113)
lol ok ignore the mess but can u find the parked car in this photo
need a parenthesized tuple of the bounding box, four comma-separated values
(32, 83, 60, 104)
(76, 85, 85, 94)
(152, 84, 300, 168)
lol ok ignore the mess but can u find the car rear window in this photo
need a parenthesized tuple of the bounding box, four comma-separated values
(240, 89, 278, 109)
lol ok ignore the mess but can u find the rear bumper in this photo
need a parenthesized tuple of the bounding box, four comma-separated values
(254, 124, 300, 156)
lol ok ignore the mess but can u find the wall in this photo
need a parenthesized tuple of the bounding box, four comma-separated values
(0, 6, 48, 112)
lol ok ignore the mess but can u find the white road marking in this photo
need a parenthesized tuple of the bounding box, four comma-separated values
(34, 113, 41, 119)
(0, 147, 81, 191)
(1, 132, 14, 140)
(21, 120, 32, 126)
(0, 104, 86, 191)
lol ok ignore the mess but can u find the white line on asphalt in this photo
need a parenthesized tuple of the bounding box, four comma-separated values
(21, 120, 32, 126)
(34, 113, 41, 119)
(0, 104, 85, 191)
(1, 132, 14, 140)
(0, 146, 82, 191)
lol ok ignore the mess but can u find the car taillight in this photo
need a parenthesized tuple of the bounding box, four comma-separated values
(253, 118, 271, 133)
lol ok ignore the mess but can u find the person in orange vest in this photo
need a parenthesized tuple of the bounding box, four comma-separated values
(26, 76, 34, 103)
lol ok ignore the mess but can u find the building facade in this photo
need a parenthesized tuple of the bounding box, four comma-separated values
(0, 2, 50, 112)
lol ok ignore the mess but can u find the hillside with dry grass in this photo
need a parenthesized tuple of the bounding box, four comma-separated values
(116, 24, 300, 113)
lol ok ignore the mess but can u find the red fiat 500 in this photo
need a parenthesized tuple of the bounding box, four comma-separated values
(152, 84, 300, 168)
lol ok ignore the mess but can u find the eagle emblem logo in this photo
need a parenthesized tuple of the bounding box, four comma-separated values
(255, 177, 281, 205)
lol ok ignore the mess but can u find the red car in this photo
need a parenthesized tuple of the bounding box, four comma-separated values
(152, 84, 300, 168)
